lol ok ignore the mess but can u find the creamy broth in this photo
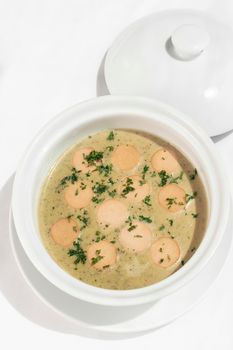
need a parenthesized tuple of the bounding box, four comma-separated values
(38, 129, 208, 290)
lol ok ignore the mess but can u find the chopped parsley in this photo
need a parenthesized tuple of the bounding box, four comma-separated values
(92, 182, 108, 194)
(108, 189, 117, 197)
(105, 145, 114, 152)
(92, 196, 103, 204)
(77, 210, 89, 230)
(121, 177, 135, 197)
(166, 197, 177, 208)
(142, 165, 149, 180)
(159, 224, 165, 231)
(189, 168, 198, 180)
(139, 215, 152, 223)
(107, 131, 115, 140)
(128, 224, 137, 232)
(139, 180, 146, 186)
(158, 170, 170, 187)
(80, 182, 86, 190)
(108, 177, 115, 185)
(57, 168, 78, 191)
(143, 195, 152, 206)
(158, 170, 183, 187)
(191, 213, 198, 218)
(168, 219, 173, 226)
(91, 249, 104, 265)
(84, 150, 103, 165)
(68, 241, 87, 264)
(95, 231, 106, 242)
(126, 216, 137, 231)
(185, 191, 197, 203)
(170, 171, 184, 184)
(96, 164, 112, 176)
(125, 216, 133, 223)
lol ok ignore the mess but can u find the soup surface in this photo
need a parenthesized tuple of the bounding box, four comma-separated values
(38, 129, 208, 290)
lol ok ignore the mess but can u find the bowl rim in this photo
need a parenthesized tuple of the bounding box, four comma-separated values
(11, 95, 230, 306)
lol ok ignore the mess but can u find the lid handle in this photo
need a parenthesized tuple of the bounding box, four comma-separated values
(170, 24, 210, 60)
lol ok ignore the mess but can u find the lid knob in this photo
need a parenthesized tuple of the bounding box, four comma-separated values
(171, 24, 210, 60)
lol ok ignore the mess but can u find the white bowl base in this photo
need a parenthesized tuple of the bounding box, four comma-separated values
(9, 206, 233, 339)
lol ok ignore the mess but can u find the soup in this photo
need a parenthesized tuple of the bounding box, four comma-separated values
(38, 129, 208, 290)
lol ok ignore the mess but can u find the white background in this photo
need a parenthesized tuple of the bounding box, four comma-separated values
(0, 0, 233, 349)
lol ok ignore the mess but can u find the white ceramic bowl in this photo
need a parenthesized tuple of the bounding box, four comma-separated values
(12, 96, 230, 306)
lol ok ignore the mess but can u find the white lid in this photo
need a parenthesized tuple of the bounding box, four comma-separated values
(105, 10, 233, 136)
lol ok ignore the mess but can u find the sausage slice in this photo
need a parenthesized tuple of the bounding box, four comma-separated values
(51, 218, 79, 247)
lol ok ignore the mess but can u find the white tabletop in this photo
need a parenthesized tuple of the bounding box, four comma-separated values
(0, 0, 233, 349)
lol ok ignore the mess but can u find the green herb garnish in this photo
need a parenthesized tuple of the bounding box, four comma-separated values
(105, 145, 114, 152)
(168, 219, 173, 226)
(139, 180, 146, 186)
(125, 216, 133, 223)
(95, 231, 106, 242)
(139, 215, 152, 223)
(57, 168, 78, 191)
(159, 224, 165, 231)
(108, 177, 115, 185)
(142, 165, 149, 180)
(143, 195, 152, 206)
(91, 249, 104, 265)
(77, 210, 89, 230)
(169, 171, 184, 184)
(158, 170, 183, 187)
(107, 131, 115, 140)
(158, 170, 170, 187)
(128, 225, 137, 232)
(92, 182, 108, 194)
(84, 150, 103, 165)
(92, 196, 104, 204)
(189, 168, 198, 180)
(185, 191, 197, 203)
(68, 241, 87, 264)
(121, 177, 135, 197)
(191, 213, 198, 218)
(166, 197, 177, 208)
(96, 164, 112, 176)
(108, 189, 117, 197)
(80, 182, 87, 190)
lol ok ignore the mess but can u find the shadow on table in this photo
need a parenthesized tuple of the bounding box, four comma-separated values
(0, 175, 154, 340)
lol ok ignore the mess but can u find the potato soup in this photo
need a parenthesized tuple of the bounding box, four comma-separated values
(38, 129, 208, 290)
